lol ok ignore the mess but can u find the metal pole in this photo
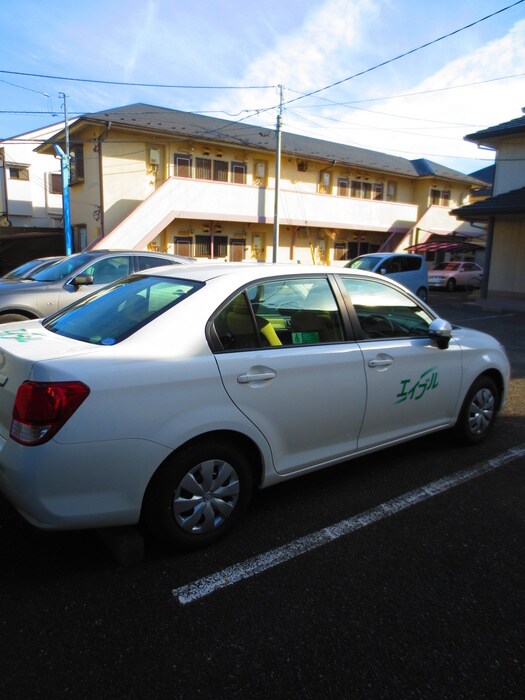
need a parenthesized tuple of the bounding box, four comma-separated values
(272, 85, 283, 263)
(59, 93, 73, 255)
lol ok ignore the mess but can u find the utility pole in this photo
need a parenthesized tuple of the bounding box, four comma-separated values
(272, 85, 283, 263)
(55, 92, 73, 255)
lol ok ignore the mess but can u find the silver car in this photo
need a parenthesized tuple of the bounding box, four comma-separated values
(1, 256, 63, 281)
(0, 249, 196, 323)
(428, 262, 483, 291)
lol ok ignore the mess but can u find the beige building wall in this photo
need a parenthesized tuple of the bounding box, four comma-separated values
(489, 220, 525, 298)
(493, 138, 525, 196)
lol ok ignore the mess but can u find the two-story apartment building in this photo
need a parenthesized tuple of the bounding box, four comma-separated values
(452, 110, 525, 302)
(0, 123, 68, 272)
(36, 103, 485, 265)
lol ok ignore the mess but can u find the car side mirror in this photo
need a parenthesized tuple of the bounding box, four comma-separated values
(70, 274, 94, 287)
(379, 268, 387, 275)
(428, 318, 452, 349)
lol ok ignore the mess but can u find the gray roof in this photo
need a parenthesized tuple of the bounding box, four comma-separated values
(465, 113, 525, 144)
(66, 102, 481, 184)
(452, 187, 525, 221)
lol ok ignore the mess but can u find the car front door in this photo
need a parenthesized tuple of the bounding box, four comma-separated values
(212, 275, 368, 475)
(339, 276, 463, 450)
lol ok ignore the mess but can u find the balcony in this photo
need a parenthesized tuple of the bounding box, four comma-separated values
(93, 177, 419, 251)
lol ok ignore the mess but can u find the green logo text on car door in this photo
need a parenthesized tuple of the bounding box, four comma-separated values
(396, 368, 439, 403)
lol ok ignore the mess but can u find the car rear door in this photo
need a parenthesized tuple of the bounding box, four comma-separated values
(212, 275, 368, 475)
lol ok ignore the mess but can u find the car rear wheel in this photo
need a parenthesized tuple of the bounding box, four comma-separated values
(142, 439, 254, 549)
(454, 376, 499, 444)
(446, 278, 456, 292)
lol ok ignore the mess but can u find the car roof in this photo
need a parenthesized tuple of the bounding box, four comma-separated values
(134, 262, 382, 284)
(354, 252, 421, 259)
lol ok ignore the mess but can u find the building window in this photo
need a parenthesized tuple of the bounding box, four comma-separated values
(8, 166, 29, 180)
(337, 178, 349, 196)
(196, 157, 211, 180)
(174, 154, 192, 178)
(49, 173, 62, 194)
(430, 188, 451, 206)
(386, 182, 396, 201)
(350, 180, 361, 197)
(72, 225, 87, 252)
(195, 234, 228, 258)
(373, 183, 384, 200)
(69, 144, 84, 184)
(231, 162, 247, 184)
(350, 180, 383, 200)
(213, 160, 228, 182)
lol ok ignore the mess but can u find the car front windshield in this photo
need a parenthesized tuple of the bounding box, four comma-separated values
(44, 275, 203, 344)
(348, 256, 379, 271)
(32, 253, 96, 282)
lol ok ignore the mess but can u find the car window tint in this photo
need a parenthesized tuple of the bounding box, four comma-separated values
(44, 276, 202, 344)
(213, 277, 344, 351)
(88, 256, 131, 284)
(136, 255, 175, 271)
(32, 253, 94, 281)
(341, 277, 433, 340)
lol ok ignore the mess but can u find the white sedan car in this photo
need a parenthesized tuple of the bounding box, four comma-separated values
(428, 261, 483, 291)
(0, 263, 509, 550)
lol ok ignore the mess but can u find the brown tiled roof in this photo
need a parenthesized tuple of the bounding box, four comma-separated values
(39, 102, 483, 184)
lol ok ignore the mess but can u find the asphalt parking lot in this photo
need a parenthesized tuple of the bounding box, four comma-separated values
(2, 290, 524, 699)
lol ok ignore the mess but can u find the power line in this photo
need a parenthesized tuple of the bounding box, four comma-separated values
(0, 69, 275, 90)
(283, 0, 525, 108)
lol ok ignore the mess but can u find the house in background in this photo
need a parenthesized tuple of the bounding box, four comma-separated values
(452, 110, 525, 302)
(35, 103, 486, 267)
(0, 124, 68, 272)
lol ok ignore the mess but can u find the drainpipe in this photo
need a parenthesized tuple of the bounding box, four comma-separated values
(97, 122, 111, 237)
(480, 216, 494, 300)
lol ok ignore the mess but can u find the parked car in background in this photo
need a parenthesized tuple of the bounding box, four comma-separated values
(0, 263, 509, 550)
(1, 256, 62, 281)
(428, 261, 483, 291)
(0, 249, 196, 323)
(345, 253, 428, 301)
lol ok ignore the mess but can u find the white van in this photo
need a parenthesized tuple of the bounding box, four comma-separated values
(345, 253, 429, 301)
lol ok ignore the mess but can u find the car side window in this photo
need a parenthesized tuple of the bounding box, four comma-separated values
(136, 255, 174, 271)
(88, 256, 131, 284)
(213, 277, 344, 351)
(340, 277, 433, 340)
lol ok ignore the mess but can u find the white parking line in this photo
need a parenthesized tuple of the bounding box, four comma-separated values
(172, 444, 525, 605)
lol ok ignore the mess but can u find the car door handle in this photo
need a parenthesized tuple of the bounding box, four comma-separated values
(368, 358, 394, 368)
(237, 369, 276, 384)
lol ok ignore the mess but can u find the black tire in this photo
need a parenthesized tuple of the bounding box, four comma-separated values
(416, 287, 428, 302)
(446, 278, 456, 292)
(454, 376, 499, 444)
(142, 439, 254, 549)
(0, 313, 32, 324)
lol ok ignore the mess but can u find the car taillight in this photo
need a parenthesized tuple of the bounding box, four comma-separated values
(10, 381, 90, 446)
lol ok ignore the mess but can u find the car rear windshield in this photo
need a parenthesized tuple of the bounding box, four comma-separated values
(43, 275, 203, 344)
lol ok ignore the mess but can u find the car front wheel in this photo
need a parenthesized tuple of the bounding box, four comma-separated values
(142, 439, 254, 549)
(454, 376, 499, 444)
(446, 278, 456, 291)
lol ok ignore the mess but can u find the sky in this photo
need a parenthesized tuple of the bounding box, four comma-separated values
(1, 0, 525, 175)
